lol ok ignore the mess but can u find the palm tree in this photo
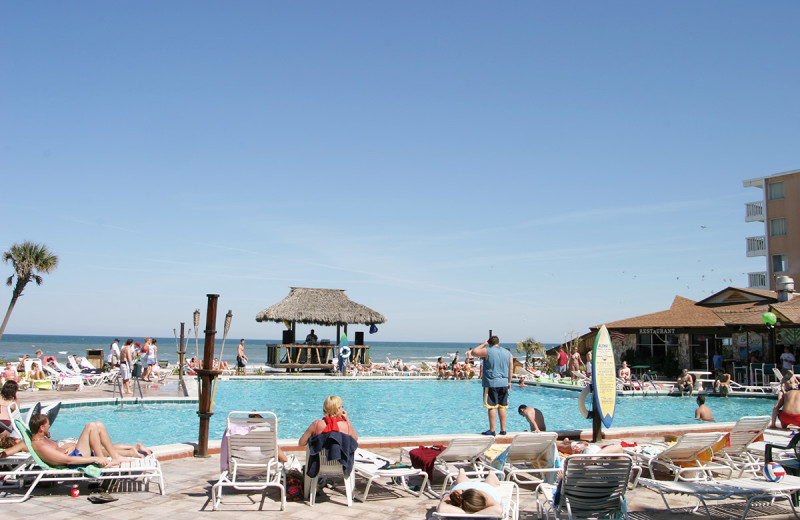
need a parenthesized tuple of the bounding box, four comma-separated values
(0, 241, 59, 342)
(517, 337, 545, 367)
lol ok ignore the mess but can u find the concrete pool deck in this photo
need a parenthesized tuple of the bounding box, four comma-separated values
(7, 376, 798, 519)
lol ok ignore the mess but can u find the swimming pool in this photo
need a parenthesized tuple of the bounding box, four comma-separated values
(47, 379, 777, 446)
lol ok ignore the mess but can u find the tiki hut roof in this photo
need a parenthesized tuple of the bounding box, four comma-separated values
(255, 287, 386, 326)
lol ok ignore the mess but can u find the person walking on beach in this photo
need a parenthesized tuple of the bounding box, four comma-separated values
(467, 336, 512, 436)
(236, 340, 248, 375)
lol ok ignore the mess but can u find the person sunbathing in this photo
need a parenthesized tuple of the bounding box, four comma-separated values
(437, 467, 504, 515)
(556, 439, 624, 455)
(21, 414, 152, 467)
(27, 361, 47, 380)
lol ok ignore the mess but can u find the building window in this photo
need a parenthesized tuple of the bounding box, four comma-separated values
(771, 218, 787, 236)
(773, 254, 788, 273)
(768, 181, 785, 200)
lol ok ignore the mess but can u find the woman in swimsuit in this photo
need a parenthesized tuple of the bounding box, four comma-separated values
(0, 381, 19, 442)
(437, 467, 504, 515)
(298, 395, 358, 446)
(569, 348, 582, 375)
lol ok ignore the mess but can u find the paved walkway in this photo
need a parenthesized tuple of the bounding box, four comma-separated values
(6, 378, 799, 519)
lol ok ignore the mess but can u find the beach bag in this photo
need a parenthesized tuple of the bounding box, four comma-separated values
(285, 468, 304, 501)
(132, 362, 143, 378)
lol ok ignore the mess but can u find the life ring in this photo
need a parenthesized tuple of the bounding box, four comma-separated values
(578, 385, 593, 419)
(339, 345, 351, 358)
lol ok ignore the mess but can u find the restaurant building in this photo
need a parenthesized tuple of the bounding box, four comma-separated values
(575, 283, 800, 377)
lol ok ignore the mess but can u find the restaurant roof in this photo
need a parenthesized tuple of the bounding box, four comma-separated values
(591, 287, 800, 331)
(255, 287, 386, 326)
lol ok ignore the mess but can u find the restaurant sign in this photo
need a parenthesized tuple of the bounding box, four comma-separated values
(639, 328, 676, 335)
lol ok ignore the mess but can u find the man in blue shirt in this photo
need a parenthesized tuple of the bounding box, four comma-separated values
(467, 336, 513, 436)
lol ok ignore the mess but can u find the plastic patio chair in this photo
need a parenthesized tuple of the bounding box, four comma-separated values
(536, 454, 634, 520)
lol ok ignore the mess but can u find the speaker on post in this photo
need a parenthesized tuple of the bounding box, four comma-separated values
(355, 331, 364, 346)
(282, 329, 295, 345)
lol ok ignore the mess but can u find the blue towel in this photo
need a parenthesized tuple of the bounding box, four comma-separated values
(306, 431, 359, 478)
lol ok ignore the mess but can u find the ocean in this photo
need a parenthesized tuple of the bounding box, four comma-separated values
(0, 334, 552, 366)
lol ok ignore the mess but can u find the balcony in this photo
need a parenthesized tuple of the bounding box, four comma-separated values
(745, 201, 765, 222)
(746, 236, 767, 257)
(748, 272, 768, 290)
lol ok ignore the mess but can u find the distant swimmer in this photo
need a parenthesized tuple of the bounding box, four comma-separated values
(518, 405, 546, 433)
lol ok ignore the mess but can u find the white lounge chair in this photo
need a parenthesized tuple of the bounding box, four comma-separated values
(211, 411, 285, 511)
(712, 416, 771, 477)
(624, 432, 732, 482)
(352, 448, 428, 502)
(487, 432, 560, 486)
(0, 402, 164, 503)
(638, 475, 800, 520)
(42, 365, 84, 391)
(400, 435, 495, 494)
(433, 480, 520, 520)
(536, 454, 635, 520)
(304, 444, 355, 506)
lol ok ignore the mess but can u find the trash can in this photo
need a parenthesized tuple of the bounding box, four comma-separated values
(86, 349, 104, 368)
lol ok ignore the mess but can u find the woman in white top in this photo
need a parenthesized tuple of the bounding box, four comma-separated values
(437, 467, 503, 515)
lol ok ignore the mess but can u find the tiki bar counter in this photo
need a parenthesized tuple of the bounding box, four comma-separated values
(256, 287, 385, 371)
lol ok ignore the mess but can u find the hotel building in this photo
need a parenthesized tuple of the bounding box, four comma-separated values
(743, 168, 800, 291)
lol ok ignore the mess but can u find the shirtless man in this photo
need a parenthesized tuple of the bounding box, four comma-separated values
(236, 340, 248, 375)
(714, 369, 731, 397)
(518, 405, 546, 433)
(678, 369, 694, 396)
(695, 395, 714, 421)
(17, 414, 151, 467)
(119, 338, 134, 395)
(772, 388, 800, 428)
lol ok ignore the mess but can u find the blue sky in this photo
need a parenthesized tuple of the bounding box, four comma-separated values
(1, 2, 798, 344)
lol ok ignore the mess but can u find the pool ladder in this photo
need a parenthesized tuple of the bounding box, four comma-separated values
(630, 373, 660, 396)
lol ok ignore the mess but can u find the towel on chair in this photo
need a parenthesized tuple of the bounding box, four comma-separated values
(409, 445, 446, 480)
(306, 431, 359, 478)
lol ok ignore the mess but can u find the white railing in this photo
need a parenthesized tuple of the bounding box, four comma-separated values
(745, 201, 764, 222)
(746, 236, 767, 257)
(748, 272, 768, 290)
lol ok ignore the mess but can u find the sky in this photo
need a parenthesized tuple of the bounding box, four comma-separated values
(1, 2, 798, 344)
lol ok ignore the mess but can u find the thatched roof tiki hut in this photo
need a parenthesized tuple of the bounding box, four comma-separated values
(255, 287, 386, 370)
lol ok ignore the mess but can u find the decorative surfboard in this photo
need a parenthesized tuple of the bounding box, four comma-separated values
(591, 325, 617, 428)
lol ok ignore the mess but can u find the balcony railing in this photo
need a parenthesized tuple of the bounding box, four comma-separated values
(748, 272, 768, 290)
(745, 201, 765, 222)
(746, 236, 767, 257)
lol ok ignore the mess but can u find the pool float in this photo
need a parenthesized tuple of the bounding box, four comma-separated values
(25, 401, 61, 429)
(578, 385, 593, 419)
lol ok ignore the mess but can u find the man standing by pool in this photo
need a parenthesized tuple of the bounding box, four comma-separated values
(467, 336, 513, 436)
(237, 340, 248, 376)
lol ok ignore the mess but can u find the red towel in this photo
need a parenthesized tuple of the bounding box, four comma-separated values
(409, 445, 446, 480)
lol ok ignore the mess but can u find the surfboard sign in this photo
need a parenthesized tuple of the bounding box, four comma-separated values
(591, 325, 617, 428)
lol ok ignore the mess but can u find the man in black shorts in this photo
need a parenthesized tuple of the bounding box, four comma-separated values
(466, 336, 513, 436)
(236, 339, 248, 375)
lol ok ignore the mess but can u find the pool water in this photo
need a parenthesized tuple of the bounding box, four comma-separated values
(47, 379, 777, 446)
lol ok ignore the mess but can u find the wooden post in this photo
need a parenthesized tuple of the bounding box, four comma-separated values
(592, 407, 603, 443)
(195, 294, 222, 457)
(178, 322, 187, 397)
